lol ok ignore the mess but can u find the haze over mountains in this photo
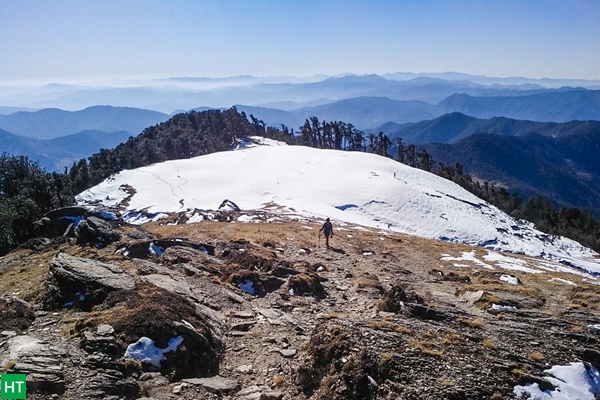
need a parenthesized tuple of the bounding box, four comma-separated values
(0, 105, 168, 139)
(1, 73, 599, 115)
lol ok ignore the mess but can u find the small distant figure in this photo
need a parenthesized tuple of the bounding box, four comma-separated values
(320, 218, 334, 248)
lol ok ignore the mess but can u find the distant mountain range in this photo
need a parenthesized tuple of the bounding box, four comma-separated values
(239, 90, 600, 130)
(0, 105, 169, 140)
(0, 128, 132, 171)
(2, 73, 599, 114)
(436, 90, 600, 122)
(376, 112, 600, 144)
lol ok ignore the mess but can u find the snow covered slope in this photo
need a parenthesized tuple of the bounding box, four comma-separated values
(77, 141, 600, 276)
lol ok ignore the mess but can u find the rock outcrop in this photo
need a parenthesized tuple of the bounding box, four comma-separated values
(43, 252, 135, 310)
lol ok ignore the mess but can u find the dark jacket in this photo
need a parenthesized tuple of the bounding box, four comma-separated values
(320, 221, 333, 236)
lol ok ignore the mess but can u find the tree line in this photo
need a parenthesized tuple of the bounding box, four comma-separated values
(1, 107, 599, 254)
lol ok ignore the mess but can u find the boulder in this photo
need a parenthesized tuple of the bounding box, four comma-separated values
(99, 287, 224, 380)
(75, 216, 120, 248)
(43, 253, 135, 310)
(182, 375, 240, 394)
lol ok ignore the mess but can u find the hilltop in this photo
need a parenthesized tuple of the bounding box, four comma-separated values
(77, 141, 600, 276)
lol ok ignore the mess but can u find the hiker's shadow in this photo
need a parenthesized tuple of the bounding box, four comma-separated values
(327, 246, 346, 254)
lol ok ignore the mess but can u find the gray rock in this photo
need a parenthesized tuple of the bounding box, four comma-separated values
(237, 385, 261, 397)
(182, 375, 240, 394)
(43, 253, 135, 310)
(236, 364, 253, 374)
(96, 324, 115, 337)
(231, 311, 255, 319)
(75, 216, 120, 248)
(278, 348, 297, 358)
(2, 335, 66, 394)
(261, 391, 284, 400)
(141, 274, 195, 297)
(81, 331, 120, 355)
(231, 321, 257, 332)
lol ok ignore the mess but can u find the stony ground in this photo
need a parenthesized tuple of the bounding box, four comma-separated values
(1, 211, 600, 400)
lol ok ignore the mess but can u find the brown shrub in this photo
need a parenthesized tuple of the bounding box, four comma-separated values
(289, 273, 327, 298)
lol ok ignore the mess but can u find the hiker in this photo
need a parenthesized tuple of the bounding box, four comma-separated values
(320, 218, 334, 248)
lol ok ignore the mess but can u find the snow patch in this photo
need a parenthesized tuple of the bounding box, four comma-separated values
(483, 251, 541, 273)
(237, 214, 259, 222)
(122, 211, 169, 225)
(491, 304, 517, 312)
(440, 251, 494, 270)
(548, 278, 577, 286)
(94, 211, 118, 220)
(514, 362, 600, 400)
(500, 275, 520, 285)
(124, 336, 184, 367)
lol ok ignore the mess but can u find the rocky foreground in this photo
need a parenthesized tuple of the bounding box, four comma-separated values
(1, 209, 600, 400)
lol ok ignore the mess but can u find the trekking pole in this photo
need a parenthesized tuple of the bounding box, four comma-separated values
(318, 231, 321, 248)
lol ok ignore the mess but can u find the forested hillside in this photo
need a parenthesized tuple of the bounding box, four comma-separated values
(421, 132, 600, 216)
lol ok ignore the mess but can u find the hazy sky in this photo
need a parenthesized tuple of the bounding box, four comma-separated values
(1, 0, 599, 83)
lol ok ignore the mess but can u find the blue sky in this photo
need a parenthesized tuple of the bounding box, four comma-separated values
(1, 0, 599, 83)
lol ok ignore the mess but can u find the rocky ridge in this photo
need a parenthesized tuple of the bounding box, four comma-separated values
(1, 209, 600, 400)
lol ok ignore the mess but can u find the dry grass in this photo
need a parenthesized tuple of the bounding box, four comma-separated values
(482, 339, 497, 350)
(329, 325, 342, 335)
(441, 379, 454, 387)
(457, 317, 486, 329)
(370, 320, 394, 330)
(441, 332, 462, 345)
(394, 325, 412, 334)
(0, 250, 54, 300)
(1, 360, 16, 372)
(528, 351, 544, 361)
(380, 353, 394, 364)
(408, 340, 444, 357)
(273, 375, 284, 386)
(421, 328, 436, 339)
(568, 285, 600, 308)
(490, 393, 503, 400)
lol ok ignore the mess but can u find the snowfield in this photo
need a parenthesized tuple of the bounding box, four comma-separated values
(77, 140, 600, 276)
